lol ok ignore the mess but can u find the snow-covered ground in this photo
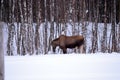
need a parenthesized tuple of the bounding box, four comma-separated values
(5, 53, 120, 80)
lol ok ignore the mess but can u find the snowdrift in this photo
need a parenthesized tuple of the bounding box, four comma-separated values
(5, 53, 120, 80)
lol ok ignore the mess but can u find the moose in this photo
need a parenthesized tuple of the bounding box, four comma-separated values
(51, 35, 84, 54)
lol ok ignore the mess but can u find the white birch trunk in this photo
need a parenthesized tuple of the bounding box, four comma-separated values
(0, 22, 4, 80)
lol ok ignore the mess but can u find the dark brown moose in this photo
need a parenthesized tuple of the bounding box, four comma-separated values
(51, 35, 84, 54)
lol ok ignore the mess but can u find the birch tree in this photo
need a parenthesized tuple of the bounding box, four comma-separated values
(81, 0, 87, 53)
(101, 0, 107, 52)
(0, 22, 4, 80)
(27, 0, 34, 55)
(111, 0, 117, 52)
(44, 0, 49, 54)
(17, 0, 27, 55)
(7, 0, 15, 55)
(48, 0, 54, 51)
(0, 0, 3, 21)
(35, 0, 42, 54)
(118, 1, 120, 53)
(92, 0, 99, 53)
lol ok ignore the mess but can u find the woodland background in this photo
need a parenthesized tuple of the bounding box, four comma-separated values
(0, 0, 120, 55)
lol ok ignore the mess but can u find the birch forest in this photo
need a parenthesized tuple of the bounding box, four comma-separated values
(0, 0, 120, 55)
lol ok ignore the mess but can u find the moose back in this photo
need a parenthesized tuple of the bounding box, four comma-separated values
(51, 35, 84, 54)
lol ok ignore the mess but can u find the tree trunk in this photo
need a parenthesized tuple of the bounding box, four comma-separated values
(7, 0, 15, 55)
(118, 1, 120, 52)
(111, 0, 117, 52)
(0, 0, 3, 21)
(81, 0, 86, 53)
(48, 0, 54, 52)
(101, 0, 107, 53)
(44, 0, 48, 54)
(35, 0, 41, 54)
(118, 23, 120, 53)
(0, 22, 4, 80)
(27, 0, 34, 55)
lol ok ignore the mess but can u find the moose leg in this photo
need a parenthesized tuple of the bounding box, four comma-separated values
(52, 47, 56, 53)
(77, 46, 80, 53)
(62, 48, 67, 54)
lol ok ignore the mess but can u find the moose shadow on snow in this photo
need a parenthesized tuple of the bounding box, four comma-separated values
(51, 35, 84, 54)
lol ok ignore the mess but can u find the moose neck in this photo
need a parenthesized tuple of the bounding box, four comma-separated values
(53, 38, 60, 46)
(54, 40, 59, 46)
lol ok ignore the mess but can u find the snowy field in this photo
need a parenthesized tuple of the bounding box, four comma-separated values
(5, 53, 120, 80)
